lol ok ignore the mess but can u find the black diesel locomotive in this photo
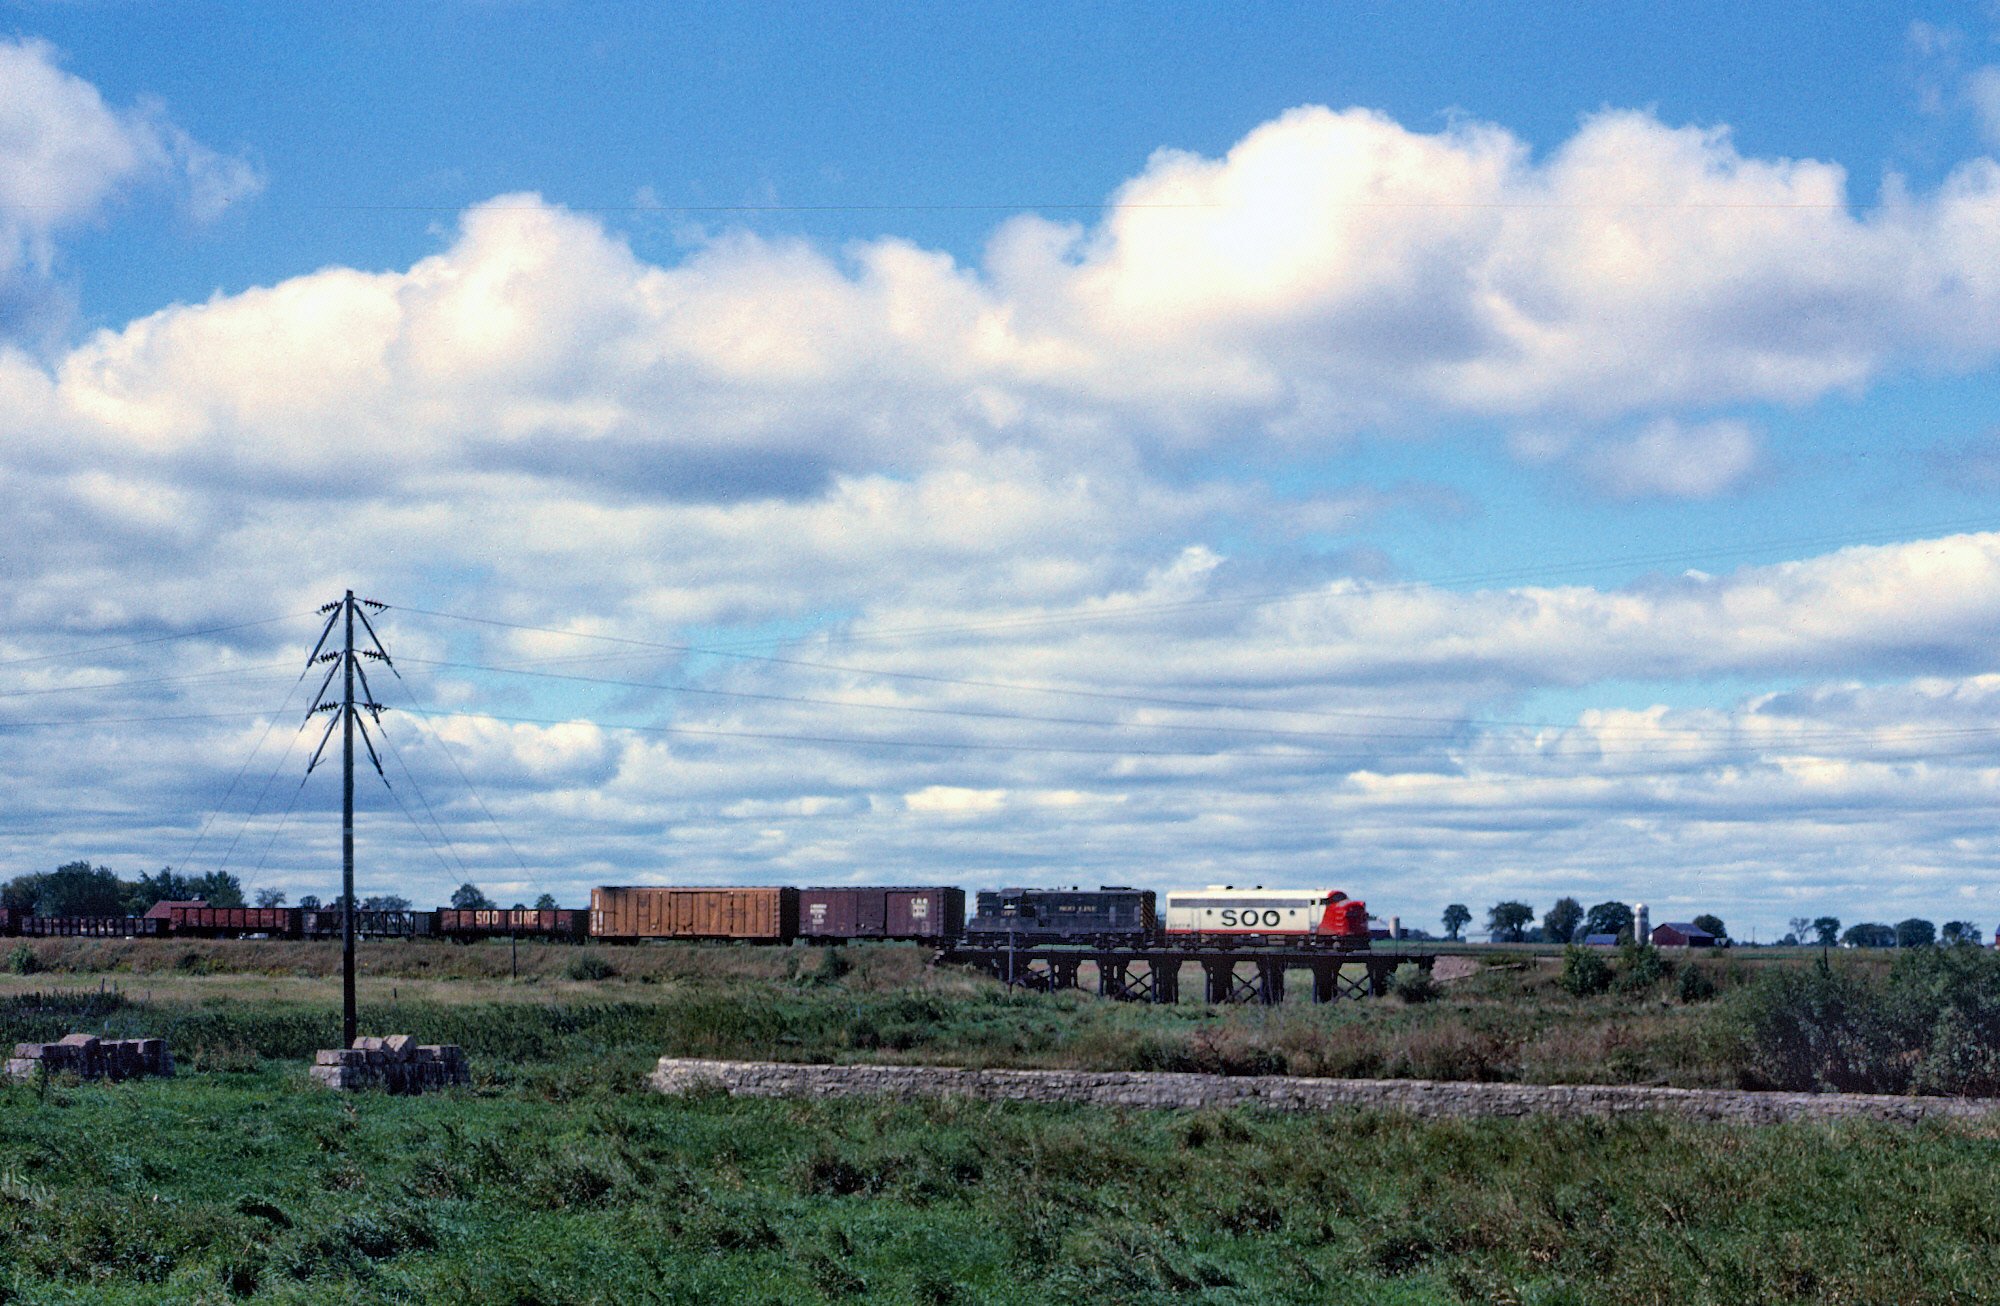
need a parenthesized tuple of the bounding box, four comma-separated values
(964, 886, 1157, 947)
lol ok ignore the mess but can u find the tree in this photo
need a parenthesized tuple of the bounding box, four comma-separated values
(1486, 901, 1534, 943)
(1942, 920, 1981, 945)
(1691, 913, 1728, 943)
(189, 871, 245, 909)
(361, 894, 412, 912)
(1895, 918, 1936, 949)
(1542, 897, 1584, 946)
(1842, 922, 1895, 948)
(127, 867, 201, 910)
(298, 894, 322, 911)
(12, 862, 126, 917)
(1788, 916, 1812, 944)
(1812, 916, 1841, 947)
(1583, 901, 1634, 940)
(1441, 904, 1471, 941)
(534, 893, 558, 911)
(450, 883, 495, 911)
(253, 888, 287, 908)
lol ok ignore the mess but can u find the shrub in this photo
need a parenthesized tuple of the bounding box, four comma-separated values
(1725, 957, 1900, 1092)
(1614, 944, 1666, 993)
(1391, 963, 1439, 1004)
(1560, 946, 1611, 997)
(6, 943, 37, 976)
(564, 953, 617, 982)
(1675, 964, 1717, 1004)
(1887, 945, 2000, 1095)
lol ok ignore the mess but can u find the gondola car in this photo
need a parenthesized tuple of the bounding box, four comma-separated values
(435, 907, 587, 941)
(301, 908, 436, 940)
(964, 887, 1156, 948)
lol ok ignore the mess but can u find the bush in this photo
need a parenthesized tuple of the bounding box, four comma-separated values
(1390, 963, 1439, 1004)
(1675, 964, 1717, 1004)
(6, 943, 37, 976)
(1614, 944, 1666, 993)
(564, 953, 617, 982)
(1726, 957, 1900, 1092)
(1888, 945, 2000, 1095)
(1560, 946, 1610, 996)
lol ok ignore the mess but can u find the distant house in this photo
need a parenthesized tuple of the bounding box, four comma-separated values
(1651, 922, 1716, 948)
(1581, 933, 1620, 947)
(142, 899, 206, 921)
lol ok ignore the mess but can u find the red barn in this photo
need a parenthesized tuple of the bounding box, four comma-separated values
(1651, 922, 1717, 948)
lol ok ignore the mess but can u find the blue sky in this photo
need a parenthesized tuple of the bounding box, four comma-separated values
(8, 3, 2000, 941)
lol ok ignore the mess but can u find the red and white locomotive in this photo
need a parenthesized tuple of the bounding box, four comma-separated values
(1162, 886, 1371, 949)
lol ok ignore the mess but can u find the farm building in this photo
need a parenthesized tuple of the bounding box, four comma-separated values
(1651, 922, 1716, 948)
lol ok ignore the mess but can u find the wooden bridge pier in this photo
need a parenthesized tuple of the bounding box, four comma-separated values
(952, 947, 1433, 1007)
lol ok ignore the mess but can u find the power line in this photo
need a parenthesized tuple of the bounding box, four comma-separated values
(0, 664, 300, 701)
(394, 654, 2000, 749)
(0, 613, 310, 671)
(396, 702, 2000, 764)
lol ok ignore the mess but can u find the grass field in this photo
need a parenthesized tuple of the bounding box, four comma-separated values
(2, 939, 1995, 1303)
(1, 937, 1752, 1087)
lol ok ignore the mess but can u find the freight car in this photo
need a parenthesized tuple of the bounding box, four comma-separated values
(18, 915, 161, 938)
(964, 887, 1157, 948)
(590, 886, 799, 942)
(300, 909, 436, 940)
(162, 905, 301, 938)
(1161, 887, 1371, 950)
(435, 907, 588, 941)
(798, 887, 964, 943)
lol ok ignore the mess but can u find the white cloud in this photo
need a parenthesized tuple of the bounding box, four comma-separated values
(12, 98, 2000, 931)
(1519, 417, 1762, 500)
(0, 39, 262, 336)
(1967, 65, 2000, 146)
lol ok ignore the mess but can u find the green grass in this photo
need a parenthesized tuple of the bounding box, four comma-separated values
(3, 942, 1997, 1300)
(1, 1066, 1997, 1304)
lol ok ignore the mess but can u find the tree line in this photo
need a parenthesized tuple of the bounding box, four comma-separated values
(1436, 898, 1985, 948)
(0, 863, 555, 918)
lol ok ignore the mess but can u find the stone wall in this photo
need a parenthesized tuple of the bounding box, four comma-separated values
(652, 1057, 2000, 1125)
(311, 1035, 469, 1092)
(7, 1034, 172, 1082)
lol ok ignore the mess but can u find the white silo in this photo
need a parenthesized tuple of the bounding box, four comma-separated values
(1634, 903, 1649, 946)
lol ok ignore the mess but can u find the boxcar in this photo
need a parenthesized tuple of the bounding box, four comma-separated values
(964, 887, 1156, 948)
(1161, 887, 1371, 949)
(163, 906, 301, 938)
(798, 886, 965, 943)
(435, 908, 587, 941)
(590, 886, 799, 943)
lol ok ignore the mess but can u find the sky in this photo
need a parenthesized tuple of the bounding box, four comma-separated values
(6, 3, 2000, 941)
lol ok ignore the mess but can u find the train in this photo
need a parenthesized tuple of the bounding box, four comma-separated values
(0, 883, 1373, 951)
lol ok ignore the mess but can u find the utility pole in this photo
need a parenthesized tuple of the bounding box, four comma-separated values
(305, 591, 392, 1047)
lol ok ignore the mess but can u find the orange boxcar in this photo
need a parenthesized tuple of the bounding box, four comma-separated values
(590, 886, 799, 943)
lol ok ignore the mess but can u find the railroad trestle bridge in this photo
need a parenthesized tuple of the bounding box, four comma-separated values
(937, 946, 1443, 1005)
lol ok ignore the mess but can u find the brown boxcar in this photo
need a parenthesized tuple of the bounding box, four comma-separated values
(435, 908, 587, 940)
(590, 886, 798, 942)
(797, 886, 965, 942)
